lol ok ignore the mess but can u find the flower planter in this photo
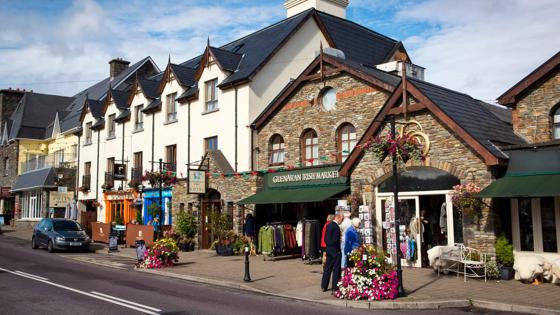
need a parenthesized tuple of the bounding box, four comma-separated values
(179, 243, 190, 252)
(501, 266, 514, 280)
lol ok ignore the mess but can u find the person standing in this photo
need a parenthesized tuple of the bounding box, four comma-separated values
(344, 218, 361, 262)
(244, 213, 256, 244)
(321, 214, 335, 265)
(321, 213, 343, 293)
(339, 211, 352, 268)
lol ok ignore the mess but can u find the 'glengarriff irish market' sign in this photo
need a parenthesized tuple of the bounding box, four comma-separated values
(265, 165, 348, 188)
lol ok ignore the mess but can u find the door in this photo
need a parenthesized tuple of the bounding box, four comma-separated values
(376, 196, 421, 268)
(200, 200, 222, 249)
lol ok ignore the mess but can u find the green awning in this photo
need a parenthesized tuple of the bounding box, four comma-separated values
(237, 185, 349, 205)
(478, 174, 560, 198)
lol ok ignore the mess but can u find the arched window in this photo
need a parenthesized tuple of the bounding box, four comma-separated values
(269, 134, 285, 166)
(301, 129, 319, 166)
(338, 123, 356, 162)
(553, 106, 560, 140)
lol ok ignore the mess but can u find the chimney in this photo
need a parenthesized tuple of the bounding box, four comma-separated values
(109, 58, 130, 80)
(284, 0, 349, 18)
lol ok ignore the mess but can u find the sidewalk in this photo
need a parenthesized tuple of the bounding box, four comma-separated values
(2, 226, 559, 314)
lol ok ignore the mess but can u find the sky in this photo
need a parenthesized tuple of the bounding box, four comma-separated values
(0, 0, 559, 103)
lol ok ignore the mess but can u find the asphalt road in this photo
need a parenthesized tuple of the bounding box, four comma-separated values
(0, 235, 519, 315)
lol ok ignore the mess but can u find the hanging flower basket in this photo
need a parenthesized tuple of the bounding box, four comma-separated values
(142, 171, 176, 187)
(365, 132, 425, 165)
(450, 183, 483, 221)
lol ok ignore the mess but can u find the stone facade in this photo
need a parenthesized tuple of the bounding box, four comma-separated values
(350, 111, 498, 254)
(256, 73, 391, 169)
(0, 141, 19, 188)
(512, 68, 560, 143)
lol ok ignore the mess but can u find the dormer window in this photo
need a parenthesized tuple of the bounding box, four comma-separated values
(553, 107, 560, 140)
(85, 122, 92, 145)
(135, 104, 144, 131)
(107, 114, 116, 139)
(205, 78, 218, 112)
(166, 93, 177, 122)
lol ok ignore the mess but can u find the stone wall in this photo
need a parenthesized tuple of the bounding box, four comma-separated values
(350, 112, 498, 254)
(0, 141, 19, 188)
(512, 68, 560, 143)
(256, 73, 391, 169)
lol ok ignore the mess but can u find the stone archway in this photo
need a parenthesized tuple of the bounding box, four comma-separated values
(370, 159, 466, 187)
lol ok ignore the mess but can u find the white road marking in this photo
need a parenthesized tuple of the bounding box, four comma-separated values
(0, 267, 160, 314)
(14, 270, 49, 281)
(90, 291, 162, 312)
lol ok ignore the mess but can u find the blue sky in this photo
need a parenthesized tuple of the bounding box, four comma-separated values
(1, 0, 559, 102)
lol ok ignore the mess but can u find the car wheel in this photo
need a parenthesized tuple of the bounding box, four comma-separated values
(47, 240, 55, 253)
(31, 237, 39, 249)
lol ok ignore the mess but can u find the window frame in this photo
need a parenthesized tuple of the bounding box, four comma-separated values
(204, 136, 218, 153)
(337, 123, 357, 163)
(85, 122, 93, 145)
(165, 145, 177, 172)
(268, 134, 285, 166)
(301, 129, 319, 167)
(553, 106, 560, 140)
(107, 114, 116, 139)
(134, 104, 144, 131)
(511, 197, 560, 254)
(166, 93, 177, 122)
(205, 78, 219, 112)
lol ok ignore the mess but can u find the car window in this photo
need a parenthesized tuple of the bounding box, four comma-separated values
(53, 220, 82, 231)
(44, 220, 53, 230)
(37, 219, 46, 229)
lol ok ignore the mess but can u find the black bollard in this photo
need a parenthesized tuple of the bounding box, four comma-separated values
(243, 245, 251, 282)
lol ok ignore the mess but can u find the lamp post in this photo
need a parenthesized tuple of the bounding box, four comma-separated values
(158, 158, 164, 240)
(390, 116, 406, 297)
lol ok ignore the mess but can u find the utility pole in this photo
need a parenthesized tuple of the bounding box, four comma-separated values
(391, 116, 406, 297)
(158, 158, 163, 239)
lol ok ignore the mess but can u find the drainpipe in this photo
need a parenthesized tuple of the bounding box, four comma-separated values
(187, 100, 191, 192)
(121, 122, 125, 183)
(234, 87, 238, 172)
(250, 125, 254, 171)
(95, 130, 100, 201)
(151, 113, 155, 172)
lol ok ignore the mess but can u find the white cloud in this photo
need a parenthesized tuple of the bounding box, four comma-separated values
(397, 0, 560, 101)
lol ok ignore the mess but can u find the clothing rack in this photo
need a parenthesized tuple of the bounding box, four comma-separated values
(298, 219, 321, 263)
(258, 221, 299, 257)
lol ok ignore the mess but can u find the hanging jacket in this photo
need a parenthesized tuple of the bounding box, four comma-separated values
(258, 226, 274, 255)
(296, 221, 303, 246)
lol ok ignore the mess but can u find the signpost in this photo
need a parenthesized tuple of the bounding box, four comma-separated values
(113, 164, 127, 180)
(188, 169, 206, 194)
(49, 191, 74, 208)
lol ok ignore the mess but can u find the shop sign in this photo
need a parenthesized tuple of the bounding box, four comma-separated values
(188, 169, 206, 194)
(114, 164, 127, 180)
(106, 192, 135, 200)
(49, 191, 74, 208)
(265, 165, 348, 189)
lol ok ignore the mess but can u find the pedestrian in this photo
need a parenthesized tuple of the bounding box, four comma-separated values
(152, 216, 160, 236)
(339, 211, 351, 268)
(321, 214, 335, 265)
(321, 212, 343, 293)
(420, 209, 431, 266)
(244, 213, 256, 244)
(344, 218, 361, 265)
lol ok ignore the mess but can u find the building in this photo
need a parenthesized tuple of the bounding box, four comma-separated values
(479, 51, 560, 262)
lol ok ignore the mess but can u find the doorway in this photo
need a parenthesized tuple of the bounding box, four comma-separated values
(200, 189, 222, 249)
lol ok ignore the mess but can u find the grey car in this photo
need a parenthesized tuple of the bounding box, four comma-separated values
(32, 218, 91, 253)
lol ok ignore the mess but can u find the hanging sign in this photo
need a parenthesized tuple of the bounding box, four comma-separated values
(265, 165, 348, 189)
(114, 164, 127, 180)
(188, 169, 206, 194)
(49, 191, 74, 208)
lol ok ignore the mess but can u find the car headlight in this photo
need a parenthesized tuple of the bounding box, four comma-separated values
(84, 236, 91, 241)
(56, 236, 65, 242)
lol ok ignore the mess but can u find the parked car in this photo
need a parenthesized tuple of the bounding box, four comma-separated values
(32, 218, 91, 253)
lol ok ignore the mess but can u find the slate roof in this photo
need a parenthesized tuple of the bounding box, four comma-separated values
(179, 9, 399, 88)
(209, 47, 243, 72)
(115, 109, 131, 121)
(480, 102, 512, 125)
(8, 92, 75, 140)
(11, 167, 56, 192)
(110, 89, 131, 110)
(170, 64, 197, 87)
(206, 150, 234, 174)
(142, 98, 162, 113)
(177, 87, 199, 102)
(91, 117, 105, 130)
(138, 78, 160, 99)
(410, 79, 525, 158)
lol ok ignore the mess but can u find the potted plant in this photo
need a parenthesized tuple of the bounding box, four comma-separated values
(175, 210, 197, 252)
(365, 132, 426, 166)
(79, 185, 89, 193)
(496, 234, 515, 280)
(450, 183, 483, 224)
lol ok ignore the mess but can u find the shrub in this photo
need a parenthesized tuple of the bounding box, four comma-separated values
(139, 238, 179, 269)
(495, 234, 514, 267)
(486, 259, 501, 279)
(135, 210, 142, 224)
(175, 211, 197, 239)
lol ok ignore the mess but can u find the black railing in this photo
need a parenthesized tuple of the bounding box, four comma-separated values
(131, 168, 142, 182)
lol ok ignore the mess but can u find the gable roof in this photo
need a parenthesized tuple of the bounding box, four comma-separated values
(179, 8, 400, 89)
(252, 53, 400, 130)
(497, 51, 560, 106)
(138, 78, 160, 99)
(339, 75, 525, 176)
(8, 92, 74, 140)
(209, 46, 243, 72)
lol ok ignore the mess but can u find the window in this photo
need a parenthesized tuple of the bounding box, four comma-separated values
(135, 104, 144, 130)
(301, 129, 319, 166)
(107, 158, 115, 174)
(134, 152, 143, 173)
(166, 93, 177, 122)
(54, 150, 65, 167)
(165, 145, 177, 172)
(205, 136, 218, 152)
(83, 162, 91, 189)
(205, 79, 218, 112)
(518, 198, 534, 251)
(107, 114, 116, 138)
(85, 122, 92, 145)
(338, 123, 357, 162)
(553, 107, 560, 140)
(321, 87, 337, 111)
(84, 162, 91, 176)
(21, 190, 42, 219)
(268, 134, 285, 166)
(541, 197, 557, 252)
(4, 157, 8, 176)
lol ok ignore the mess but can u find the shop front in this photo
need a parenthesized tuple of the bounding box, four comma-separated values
(103, 190, 138, 225)
(239, 165, 350, 260)
(142, 187, 172, 225)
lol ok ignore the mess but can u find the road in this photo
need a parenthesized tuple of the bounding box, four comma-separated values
(0, 235, 519, 315)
